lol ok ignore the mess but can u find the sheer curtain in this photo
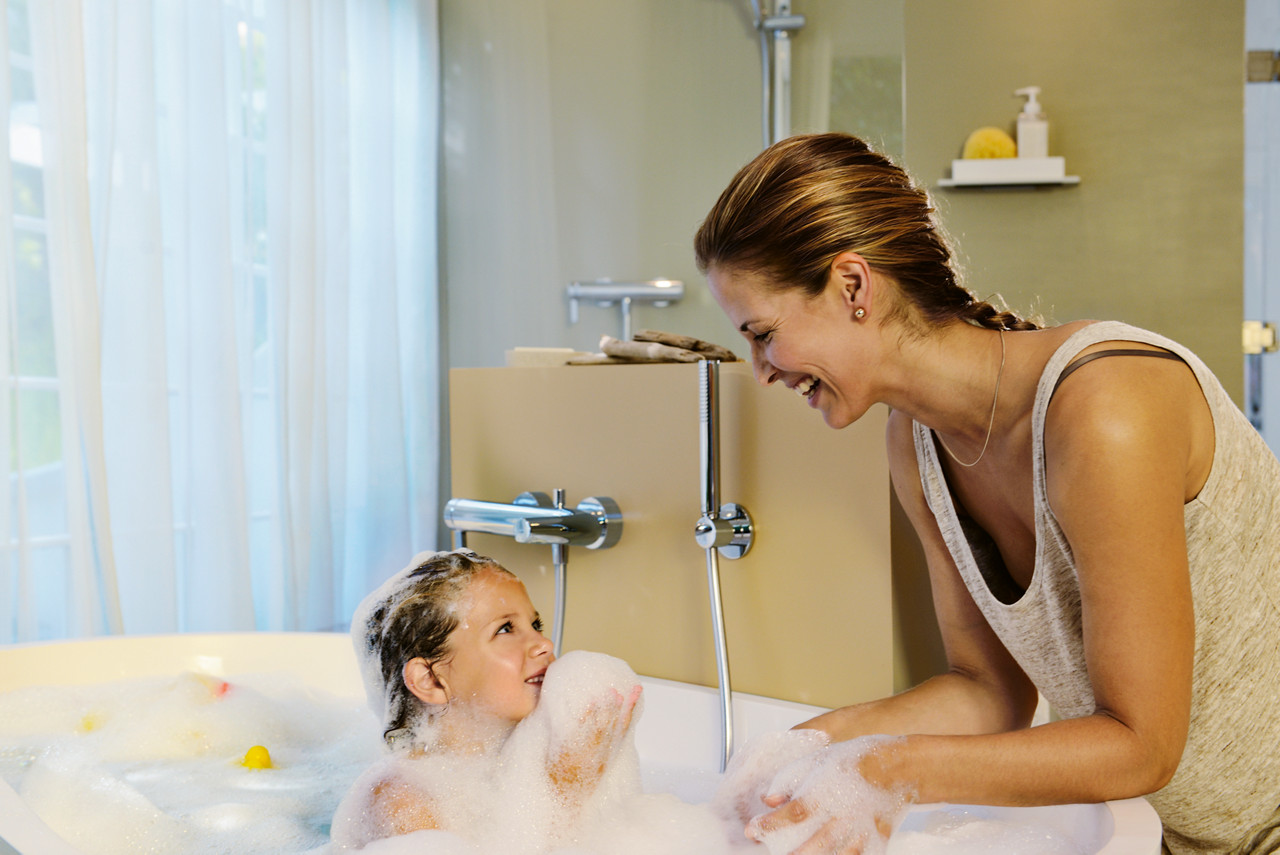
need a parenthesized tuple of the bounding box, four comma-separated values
(2, 0, 440, 642)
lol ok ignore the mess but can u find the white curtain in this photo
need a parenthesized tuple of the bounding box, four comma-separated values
(2, 0, 440, 641)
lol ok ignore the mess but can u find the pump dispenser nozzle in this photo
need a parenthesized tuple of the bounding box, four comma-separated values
(1015, 86, 1043, 117)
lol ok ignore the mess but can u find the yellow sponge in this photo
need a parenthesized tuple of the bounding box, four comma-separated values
(962, 127, 1016, 159)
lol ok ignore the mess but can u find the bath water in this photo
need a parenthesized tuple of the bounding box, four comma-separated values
(0, 655, 1090, 855)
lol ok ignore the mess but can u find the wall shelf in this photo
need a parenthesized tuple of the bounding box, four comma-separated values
(938, 156, 1079, 188)
(938, 175, 1080, 188)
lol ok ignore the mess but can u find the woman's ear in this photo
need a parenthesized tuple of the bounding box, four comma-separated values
(403, 657, 449, 705)
(828, 251, 873, 319)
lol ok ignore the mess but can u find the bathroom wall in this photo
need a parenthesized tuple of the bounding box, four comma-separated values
(437, 0, 1249, 702)
(903, 1, 1246, 400)
(439, 0, 904, 370)
(448, 363, 895, 709)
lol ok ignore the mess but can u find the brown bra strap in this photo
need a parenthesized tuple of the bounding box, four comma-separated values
(1051, 348, 1186, 398)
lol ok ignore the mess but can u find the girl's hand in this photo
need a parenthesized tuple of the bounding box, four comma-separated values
(547, 683, 642, 800)
(744, 736, 912, 855)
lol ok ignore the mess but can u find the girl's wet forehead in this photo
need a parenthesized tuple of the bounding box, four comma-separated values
(451, 570, 530, 628)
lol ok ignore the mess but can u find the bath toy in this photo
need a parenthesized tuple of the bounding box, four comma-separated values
(196, 674, 232, 697)
(77, 713, 104, 733)
(241, 745, 273, 769)
(962, 126, 1016, 159)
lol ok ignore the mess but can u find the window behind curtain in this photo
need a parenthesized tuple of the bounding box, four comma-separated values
(3, 0, 441, 642)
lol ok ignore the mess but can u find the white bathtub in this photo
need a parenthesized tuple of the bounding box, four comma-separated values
(0, 633, 1162, 854)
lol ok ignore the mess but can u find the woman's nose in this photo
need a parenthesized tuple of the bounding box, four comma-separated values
(751, 346, 778, 386)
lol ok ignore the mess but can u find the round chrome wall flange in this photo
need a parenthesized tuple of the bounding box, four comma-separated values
(693, 502, 754, 559)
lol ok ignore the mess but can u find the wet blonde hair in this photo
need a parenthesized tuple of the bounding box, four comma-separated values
(355, 550, 515, 747)
(694, 133, 1039, 333)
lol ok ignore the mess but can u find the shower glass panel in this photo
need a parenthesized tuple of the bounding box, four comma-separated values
(789, 0, 904, 160)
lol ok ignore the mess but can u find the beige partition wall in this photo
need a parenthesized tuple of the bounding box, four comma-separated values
(449, 362, 893, 709)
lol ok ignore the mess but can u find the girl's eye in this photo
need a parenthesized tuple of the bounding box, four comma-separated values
(532, 617, 544, 633)
(496, 621, 513, 635)
(752, 329, 773, 344)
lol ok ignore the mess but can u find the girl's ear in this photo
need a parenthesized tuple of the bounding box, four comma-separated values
(403, 657, 449, 705)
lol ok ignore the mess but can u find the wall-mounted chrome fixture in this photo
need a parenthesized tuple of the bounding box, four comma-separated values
(566, 279, 685, 342)
(749, 0, 806, 148)
(693, 360, 754, 772)
(443, 491, 622, 655)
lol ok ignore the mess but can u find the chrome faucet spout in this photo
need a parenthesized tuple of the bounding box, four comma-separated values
(442, 496, 563, 540)
(514, 496, 622, 549)
(443, 495, 621, 550)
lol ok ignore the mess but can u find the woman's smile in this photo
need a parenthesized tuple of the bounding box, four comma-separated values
(793, 375, 820, 403)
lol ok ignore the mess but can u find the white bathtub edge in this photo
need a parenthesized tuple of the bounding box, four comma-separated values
(0, 781, 81, 855)
(1099, 797, 1165, 855)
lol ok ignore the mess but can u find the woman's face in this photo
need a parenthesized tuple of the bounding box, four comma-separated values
(431, 569, 554, 726)
(707, 264, 870, 429)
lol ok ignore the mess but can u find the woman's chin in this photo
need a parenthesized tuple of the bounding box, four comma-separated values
(818, 402, 866, 430)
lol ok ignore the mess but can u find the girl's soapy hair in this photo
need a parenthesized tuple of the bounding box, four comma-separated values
(353, 549, 514, 747)
(694, 133, 1040, 333)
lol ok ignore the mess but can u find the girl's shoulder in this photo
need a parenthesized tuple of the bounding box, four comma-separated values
(332, 754, 451, 846)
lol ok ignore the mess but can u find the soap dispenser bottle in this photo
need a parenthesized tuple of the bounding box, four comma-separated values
(1014, 86, 1048, 158)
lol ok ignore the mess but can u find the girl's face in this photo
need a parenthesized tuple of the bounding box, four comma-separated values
(707, 263, 871, 429)
(432, 570, 554, 726)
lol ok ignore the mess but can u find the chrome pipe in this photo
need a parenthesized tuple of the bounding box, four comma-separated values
(693, 360, 755, 772)
(698, 359, 733, 772)
(700, 360, 720, 516)
(771, 4, 793, 142)
(706, 545, 733, 771)
(551, 542, 567, 657)
(551, 489, 568, 657)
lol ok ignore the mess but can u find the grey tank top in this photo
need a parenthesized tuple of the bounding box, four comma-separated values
(913, 321, 1280, 853)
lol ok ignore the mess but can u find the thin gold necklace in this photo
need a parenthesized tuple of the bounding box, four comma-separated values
(938, 329, 1005, 468)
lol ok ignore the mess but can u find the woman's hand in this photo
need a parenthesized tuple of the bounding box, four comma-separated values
(744, 736, 913, 855)
(547, 683, 642, 801)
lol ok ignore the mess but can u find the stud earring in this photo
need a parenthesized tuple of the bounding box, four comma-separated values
(854, 308, 866, 319)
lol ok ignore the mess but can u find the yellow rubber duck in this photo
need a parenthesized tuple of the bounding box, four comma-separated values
(241, 745, 273, 769)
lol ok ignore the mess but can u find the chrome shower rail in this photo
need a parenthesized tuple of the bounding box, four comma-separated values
(565, 279, 684, 342)
(693, 360, 754, 772)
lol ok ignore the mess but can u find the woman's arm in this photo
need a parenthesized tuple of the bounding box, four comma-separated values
(856, 359, 1200, 806)
(798, 408, 1040, 743)
(752, 359, 1203, 850)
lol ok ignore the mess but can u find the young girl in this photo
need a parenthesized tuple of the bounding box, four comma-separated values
(328, 549, 646, 852)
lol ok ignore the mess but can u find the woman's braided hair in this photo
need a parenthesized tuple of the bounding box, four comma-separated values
(694, 133, 1039, 333)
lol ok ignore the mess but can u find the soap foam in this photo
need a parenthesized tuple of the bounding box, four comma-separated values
(1, 659, 1098, 855)
(888, 807, 1088, 855)
(711, 728, 830, 833)
(739, 734, 910, 855)
(0, 671, 381, 855)
(330, 650, 739, 855)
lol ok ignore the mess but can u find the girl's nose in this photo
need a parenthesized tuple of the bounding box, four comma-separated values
(531, 632, 553, 658)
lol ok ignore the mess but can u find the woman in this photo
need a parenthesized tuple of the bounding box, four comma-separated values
(695, 133, 1280, 854)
